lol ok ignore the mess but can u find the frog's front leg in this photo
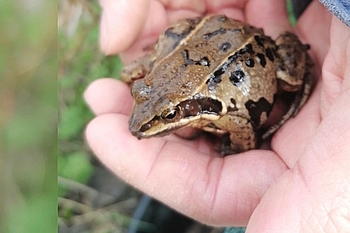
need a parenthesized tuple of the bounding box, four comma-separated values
(275, 32, 313, 91)
(263, 32, 314, 139)
(215, 115, 257, 155)
(275, 32, 314, 105)
(120, 53, 153, 83)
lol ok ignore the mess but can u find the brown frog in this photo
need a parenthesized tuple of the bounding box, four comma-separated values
(121, 15, 313, 155)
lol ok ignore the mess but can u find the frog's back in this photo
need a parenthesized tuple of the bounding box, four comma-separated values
(147, 15, 275, 101)
(154, 15, 266, 70)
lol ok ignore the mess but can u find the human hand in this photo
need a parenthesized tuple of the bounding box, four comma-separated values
(85, 0, 350, 231)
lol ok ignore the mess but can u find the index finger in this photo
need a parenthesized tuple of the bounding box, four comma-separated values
(99, 0, 151, 55)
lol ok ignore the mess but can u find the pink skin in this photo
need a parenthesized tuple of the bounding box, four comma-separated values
(85, 0, 350, 231)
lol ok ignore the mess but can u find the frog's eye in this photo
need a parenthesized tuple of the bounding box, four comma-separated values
(161, 106, 181, 122)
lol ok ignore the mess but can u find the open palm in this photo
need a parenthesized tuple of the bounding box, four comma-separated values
(85, 1, 350, 231)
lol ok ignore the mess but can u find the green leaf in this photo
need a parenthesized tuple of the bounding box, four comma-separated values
(58, 152, 94, 196)
(58, 152, 93, 182)
(59, 104, 92, 140)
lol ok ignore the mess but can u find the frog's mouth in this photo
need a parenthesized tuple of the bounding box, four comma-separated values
(130, 116, 193, 139)
(131, 112, 222, 140)
(129, 97, 224, 139)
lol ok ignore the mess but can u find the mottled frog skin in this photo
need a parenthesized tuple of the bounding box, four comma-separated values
(121, 15, 313, 155)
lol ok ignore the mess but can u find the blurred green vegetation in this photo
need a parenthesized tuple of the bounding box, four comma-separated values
(0, 0, 57, 233)
(58, 0, 122, 194)
(287, 0, 297, 26)
(58, 0, 131, 232)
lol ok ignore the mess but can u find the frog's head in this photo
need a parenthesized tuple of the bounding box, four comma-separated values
(129, 78, 223, 139)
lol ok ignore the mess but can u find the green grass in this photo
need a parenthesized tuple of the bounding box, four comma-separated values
(287, 0, 297, 26)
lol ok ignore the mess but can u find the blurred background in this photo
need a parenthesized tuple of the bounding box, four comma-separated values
(0, 0, 56, 232)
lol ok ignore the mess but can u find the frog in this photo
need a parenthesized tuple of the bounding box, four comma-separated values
(121, 15, 313, 155)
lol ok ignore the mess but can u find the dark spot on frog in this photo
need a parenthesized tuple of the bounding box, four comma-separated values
(257, 53, 266, 67)
(230, 69, 246, 86)
(198, 57, 210, 66)
(187, 18, 201, 25)
(246, 141, 252, 148)
(245, 97, 272, 128)
(265, 47, 274, 62)
(162, 63, 168, 69)
(272, 47, 279, 58)
(203, 28, 227, 39)
(181, 50, 210, 67)
(206, 73, 222, 91)
(165, 22, 197, 49)
(216, 15, 227, 22)
(227, 98, 239, 112)
(245, 58, 255, 67)
(254, 35, 265, 47)
(181, 50, 192, 65)
(243, 44, 254, 55)
(206, 43, 253, 91)
(218, 42, 231, 52)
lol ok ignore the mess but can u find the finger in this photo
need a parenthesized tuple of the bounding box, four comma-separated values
(248, 91, 350, 232)
(271, 2, 332, 168)
(271, 83, 321, 168)
(118, 0, 169, 63)
(84, 78, 132, 116)
(86, 113, 288, 225)
(320, 16, 350, 115)
(99, 0, 151, 55)
(160, 0, 205, 22)
(295, 1, 331, 68)
(246, 0, 292, 38)
(119, 0, 207, 64)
